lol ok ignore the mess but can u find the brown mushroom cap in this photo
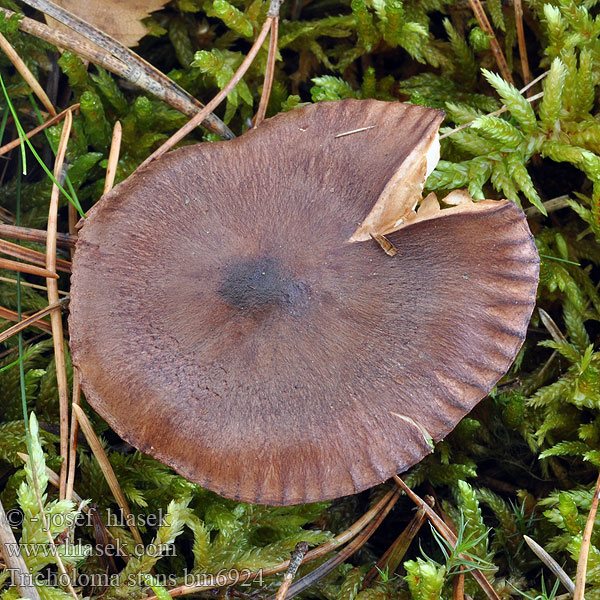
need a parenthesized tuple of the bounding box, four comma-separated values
(69, 99, 539, 505)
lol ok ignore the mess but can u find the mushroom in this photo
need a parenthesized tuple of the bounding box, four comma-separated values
(69, 99, 539, 506)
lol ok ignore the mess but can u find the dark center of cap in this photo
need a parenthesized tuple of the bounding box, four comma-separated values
(219, 257, 307, 312)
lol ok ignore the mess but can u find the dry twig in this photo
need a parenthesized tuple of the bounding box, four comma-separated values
(254, 16, 279, 127)
(0, 304, 53, 334)
(3, 0, 233, 139)
(0, 257, 58, 279)
(0, 239, 71, 273)
(468, 0, 513, 84)
(145, 487, 398, 600)
(45, 109, 72, 500)
(103, 121, 122, 195)
(138, 16, 273, 169)
(0, 31, 56, 116)
(574, 471, 600, 600)
(0, 298, 66, 343)
(514, 0, 531, 91)
(274, 542, 310, 600)
(72, 404, 143, 545)
(394, 476, 501, 600)
(0, 224, 76, 248)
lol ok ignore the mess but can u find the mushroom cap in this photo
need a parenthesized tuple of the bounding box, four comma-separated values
(69, 99, 539, 505)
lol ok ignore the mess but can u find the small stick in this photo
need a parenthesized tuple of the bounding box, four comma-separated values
(0, 104, 79, 157)
(45, 109, 72, 500)
(0, 299, 65, 343)
(138, 15, 273, 169)
(274, 542, 310, 600)
(145, 487, 398, 600)
(334, 125, 375, 138)
(468, 0, 513, 85)
(0, 275, 68, 296)
(0, 239, 71, 273)
(0, 256, 58, 279)
(7, 2, 232, 139)
(254, 16, 279, 127)
(514, 0, 531, 91)
(65, 372, 80, 502)
(0, 304, 53, 334)
(0, 498, 42, 600)
(393, 476, 501, 600)
(65, 135, 84, 503)
(72, 404, 144, 545)
(0, 224, 76, 247)
(362, 504, 428, 588)
(0, 31, 56, 116)
(523, 536, 574, 593)
(103, 121, 122, 195)
(453, 567, 465, 600)
(274, 489, 401, 600)
(574, 471, 600, 600)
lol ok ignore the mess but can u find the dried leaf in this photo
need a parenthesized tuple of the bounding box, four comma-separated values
(47, 0, 170, 48)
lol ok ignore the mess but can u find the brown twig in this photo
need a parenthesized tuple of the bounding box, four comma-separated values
(45, 109, 72, 500)
(574, 472, 600, 600)
(0, 31, 56, 116)
(393, 476, 501, 600)
(103, 121, 122, 195)
(274, 542, 310, 600)
(453, 567, 465, 600)
(274, 488, 401, 600)
(138, 16, 273, 169)
(72, 404, 143, 545)
(145, 487, 398, 600)
(0, 275, 68, 296)
(0, 224, 76, 248)
(254, 16, 279, 127)
(362, 504, 428, 588)
(0, 239, 71, 273)
(0, 304, 52, 334)
(0, 256, 58, 279)
(0, 299, 65, 343)
(514, 0, 531, 91)
(468, 0, 513, 85)
(65, 373, 80, 502)
(9, 1, 233, 139)
(0, 498, 42, 600)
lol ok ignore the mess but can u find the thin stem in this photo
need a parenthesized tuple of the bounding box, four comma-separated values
(254, 16, 279, 127)
(0, 31, 56, 116)
(0, 224, 76, 247)
(72, 404, 144, 545)
(138, 16, 273, 169)
(103, 121, 122, 195)
(468, 0, 513, 85)
(514, 0, 531, 92)
(6, 2, 232, 139)
(45, 109, 72, 500)
(573, 471, 600, 600)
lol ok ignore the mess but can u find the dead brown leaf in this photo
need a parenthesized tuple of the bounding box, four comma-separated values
(47, 0, 169, 48)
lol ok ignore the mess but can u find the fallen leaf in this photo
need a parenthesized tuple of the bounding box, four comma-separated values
(48, 0, 169, 48)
